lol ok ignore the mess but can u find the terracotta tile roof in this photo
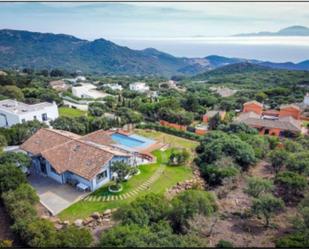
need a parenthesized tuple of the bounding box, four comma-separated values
(20, 128, 79, 155)
(80, 129, 115, 146)
(21, 128, 131, 180)
(41, 139, 115, 180)
(280, 104, 300, 111)
(236, 112, 301, 132)
(243, 101, 263, 107)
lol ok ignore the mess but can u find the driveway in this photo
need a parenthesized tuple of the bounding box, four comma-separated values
(28, 172, 88, 215)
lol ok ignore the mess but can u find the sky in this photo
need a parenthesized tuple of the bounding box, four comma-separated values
(0, 2, 309, 62)
(0, 2, 308, 39)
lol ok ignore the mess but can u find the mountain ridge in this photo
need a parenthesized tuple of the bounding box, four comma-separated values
(233, 25, 309, 37)
(0, 29, 308, 76)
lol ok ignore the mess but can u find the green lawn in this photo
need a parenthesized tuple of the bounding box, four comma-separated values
(59, 107, 87, 118)
(135, 129, 199, 150)
(58, 130, 198, 221)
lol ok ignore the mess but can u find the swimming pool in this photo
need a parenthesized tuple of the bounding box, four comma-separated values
(111, 133, 145, 148)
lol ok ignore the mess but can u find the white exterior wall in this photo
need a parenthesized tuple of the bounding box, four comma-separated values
(18, 102, 59, 124)
(30, 154, 131, 191)
(0, 109, 20, 127)
(129, 83, 150, 93)
(304, 95, 309, 106)
(0, 102, 58, 128)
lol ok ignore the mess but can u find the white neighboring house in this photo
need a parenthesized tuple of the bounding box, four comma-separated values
(304, 93, 309, 106)
(129, 82, 150, 93)
(104, 84, 123, 91)
(72, 83, 109, 99)
(0, 99, 59, 128)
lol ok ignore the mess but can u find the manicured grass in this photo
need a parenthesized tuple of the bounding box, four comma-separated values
(135, 129, 199, 150)
(58, 149, 193, 221)
(91, 163, 159, 197)
(58, 130, 198, 221)
(59, 107, 87, 118)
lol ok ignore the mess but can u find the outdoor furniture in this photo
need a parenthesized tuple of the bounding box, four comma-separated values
(76, 182, 89, 192)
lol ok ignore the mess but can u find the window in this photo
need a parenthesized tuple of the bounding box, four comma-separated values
(21, 119, 26, 123)
(96, 170, 107, 183)
(33, 115, 37, 120)
(42, 113, 48, 121)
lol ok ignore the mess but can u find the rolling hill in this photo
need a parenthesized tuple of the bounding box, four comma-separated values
(0, 29, 308, 76)
(191, 62, 309, 86)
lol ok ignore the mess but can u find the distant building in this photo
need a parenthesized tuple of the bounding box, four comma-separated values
(49, 80, 69, 92)
(72, 83, 109, 99)
(203, 110, 226, 123)
(0, 70, 7, 76)
(0, 99, 59, 127)
(195, 124, 208, 135)
(304, 93, 309, 106)
(236, 101, 303, 136)
(209, 86, 237, 97)
(104, 84, 123, 91)
(129, 82, 150, 93)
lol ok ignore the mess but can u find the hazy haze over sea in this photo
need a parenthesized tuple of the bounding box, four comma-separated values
(114, 36, 309, 63)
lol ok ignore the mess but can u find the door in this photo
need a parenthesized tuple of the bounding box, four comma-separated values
(40, 163, 47, 175)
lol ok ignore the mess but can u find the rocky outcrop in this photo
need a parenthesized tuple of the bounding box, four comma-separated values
(166, 165, 206, 199)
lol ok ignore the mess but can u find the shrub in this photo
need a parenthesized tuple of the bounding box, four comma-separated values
(169, 190, 217, 233)
(24, 219, 59, 247)
(275, 171, 308, 202)
(57, 225, 92, 247)
(199, 157, 239, 186)
(244, 177, 274, 198)
(0, 164, 27, 193)
(168, 148, 190, 166)
(268, 149, 289, 174)
(251, 193, 284, 227)
(115, 194, 170, 226)
(216, 239, 234, 248)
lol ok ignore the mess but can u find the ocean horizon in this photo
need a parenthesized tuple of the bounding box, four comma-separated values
(114, 36, 309, 63)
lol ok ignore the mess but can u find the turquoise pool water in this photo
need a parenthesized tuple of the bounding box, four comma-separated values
(111, 133, 145, 148)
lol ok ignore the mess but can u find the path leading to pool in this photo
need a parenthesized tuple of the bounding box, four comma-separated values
(83, 164, 166, 202)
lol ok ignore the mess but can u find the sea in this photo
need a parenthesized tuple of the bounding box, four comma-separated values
(114, 36, 309, 63)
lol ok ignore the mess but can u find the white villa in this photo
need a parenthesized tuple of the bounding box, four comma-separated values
(104, 83, 123, 91)
(72, 83, 109, 99)
(129, 82, 150, 93)
(304, 93, 309, 106)
(21, 128, 157, 191)
(0, 99, 59, 128)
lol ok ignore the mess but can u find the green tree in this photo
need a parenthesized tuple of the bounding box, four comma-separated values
(268, 149, 288, 174)
(169, 190, 217, 233)
(251, 193, 284, 227)
(115, 194, 170, 226)
(199, 156, 239, 186)
(0, 85, 24, 100)
(0, 152, 31, 169)
(24, 219, 59, 247)
(286, 152, 309, 175)
(275, 171, 308, 202)
(168, 148, 190, 166)
(208, 113, 222, 130)
(57, 225, 92, 247)
(0, 164, 27, 193)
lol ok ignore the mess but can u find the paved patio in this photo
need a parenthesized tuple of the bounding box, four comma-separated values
(28, 172, 88, 215)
